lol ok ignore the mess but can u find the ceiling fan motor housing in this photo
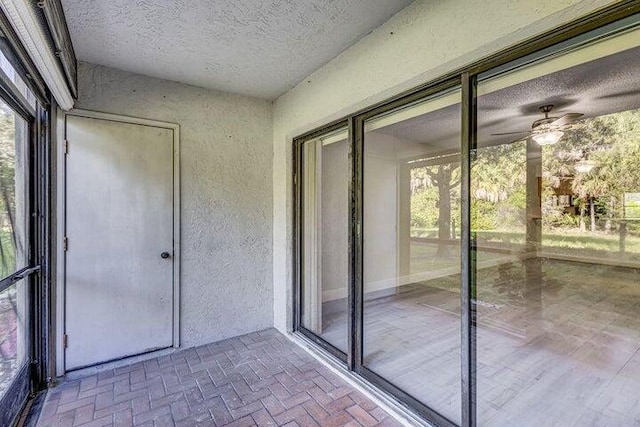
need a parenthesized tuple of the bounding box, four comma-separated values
(532, 104, 558, 129)
(532, 117, 557, 129)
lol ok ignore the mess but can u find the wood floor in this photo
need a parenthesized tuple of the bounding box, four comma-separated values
(320, 258, 640, 426)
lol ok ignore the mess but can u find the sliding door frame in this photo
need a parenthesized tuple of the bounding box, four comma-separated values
(352, 78, 461, 427)
(0, 71, 49, 427)
(293, 2, 640, 426)
(293, 119, 351, 364)
(459, 72, 476, 427)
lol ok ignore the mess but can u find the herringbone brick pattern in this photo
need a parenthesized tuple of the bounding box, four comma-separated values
(37, 329, 403, 426)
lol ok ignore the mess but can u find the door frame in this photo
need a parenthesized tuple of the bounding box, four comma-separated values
(55, 109, 180, 376)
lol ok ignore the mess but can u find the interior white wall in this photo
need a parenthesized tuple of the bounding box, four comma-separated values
(363, 133, 401, 296)
(75, 62, 274, 348)
(272, 0, 619, 332)
(321, 139, 349, 302)
(363, 154, 398, 295)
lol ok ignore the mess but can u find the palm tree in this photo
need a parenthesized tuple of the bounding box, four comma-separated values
(572, 165, 611, 232)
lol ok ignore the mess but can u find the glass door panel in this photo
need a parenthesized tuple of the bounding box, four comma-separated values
(0, 100, 28, 277)
(474, 26, 640, 426)
(362, 88, 462, 424)
(300, 126, 350, 353)
(0, 278, 28, 399)
(0, 98, 30, 414)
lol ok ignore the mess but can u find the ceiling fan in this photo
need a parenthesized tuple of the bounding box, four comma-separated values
(492, 104, 584, 145)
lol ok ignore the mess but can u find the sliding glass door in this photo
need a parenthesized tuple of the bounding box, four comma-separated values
(294, 7, 640, 427)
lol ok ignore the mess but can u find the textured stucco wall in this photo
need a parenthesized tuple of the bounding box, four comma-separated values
(75, 62, 274, 348)
(272, 0, 619, 331)
(61, 0, 413, 99)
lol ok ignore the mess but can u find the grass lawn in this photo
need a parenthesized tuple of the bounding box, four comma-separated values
(412, 227, 640, 255)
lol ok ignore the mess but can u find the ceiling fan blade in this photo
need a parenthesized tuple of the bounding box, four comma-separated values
(490, 130, 533, 136)
(507, 136, 529, 145)
(550, 113, 584, 127)
(479, 135, 528, 148)
(598, 89, 640, 100)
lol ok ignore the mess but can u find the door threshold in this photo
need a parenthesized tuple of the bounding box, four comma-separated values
(61, 346, 175, 382)
(289, 332, 434, 427)
(16, 390, 47, 427)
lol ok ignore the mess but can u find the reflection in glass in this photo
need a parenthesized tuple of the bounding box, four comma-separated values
(0, 99, 28, 401)
(474, 37, 640, 425)
(0, 280, 27, 401)
(0, 100, 27, 278)
(363, 89, 461, 423)
(0, 52, 36, 109)
(300, 127, 349, 352)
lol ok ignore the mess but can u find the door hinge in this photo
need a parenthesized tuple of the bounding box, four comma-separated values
(64, 140, 68, 154)
(63, 237, 68, 251)
(293, 173, 297, 185)
(63, 334, 68, 348)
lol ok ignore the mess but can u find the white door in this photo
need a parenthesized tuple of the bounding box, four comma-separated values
(64, 114, 176, 370)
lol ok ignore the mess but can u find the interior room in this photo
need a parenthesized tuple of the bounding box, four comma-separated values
(0, 1, 639, 427)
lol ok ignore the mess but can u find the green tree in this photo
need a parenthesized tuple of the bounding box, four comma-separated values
(410, 162, 461, 256)
(471, 141, 527, 231)
(0, 104, 17, 276)
(543, 109, 640, 233)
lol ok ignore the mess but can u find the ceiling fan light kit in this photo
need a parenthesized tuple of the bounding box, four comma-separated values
(491, 104, 583, 146)
(532, 129, 564, 145)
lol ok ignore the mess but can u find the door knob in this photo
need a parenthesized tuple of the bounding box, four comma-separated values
(161, 252, 171, 259)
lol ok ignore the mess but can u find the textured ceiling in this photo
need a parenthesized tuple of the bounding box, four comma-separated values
(375, 44, 640, 153)
(60, 0, 413, 99)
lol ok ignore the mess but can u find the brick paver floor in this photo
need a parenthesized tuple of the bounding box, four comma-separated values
(36, 329, 403, 426)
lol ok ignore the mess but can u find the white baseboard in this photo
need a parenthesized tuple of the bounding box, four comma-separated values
(322, 277, 399, 302)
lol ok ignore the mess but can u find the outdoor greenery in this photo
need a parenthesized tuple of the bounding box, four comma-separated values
(0, 104, 18, 278)
(410, 108, 640, 256)
(0, 103, 18, 400)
